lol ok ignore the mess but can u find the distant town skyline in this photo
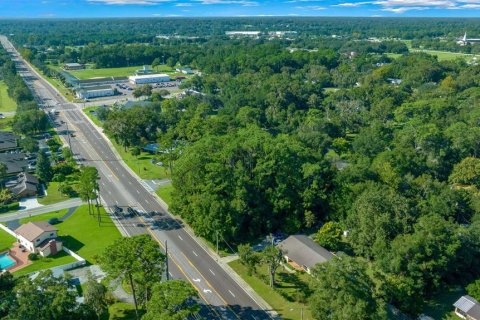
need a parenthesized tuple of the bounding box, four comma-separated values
(1, 0, 480, 18)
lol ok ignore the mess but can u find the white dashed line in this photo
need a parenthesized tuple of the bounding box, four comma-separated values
(228, 290, 235, 298)
(209, 269, 215, 276)
(192, 251, 198, 257)
(178, 235, 183, 241)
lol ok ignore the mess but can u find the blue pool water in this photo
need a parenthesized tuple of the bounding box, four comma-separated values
(0, 253, 15, 270)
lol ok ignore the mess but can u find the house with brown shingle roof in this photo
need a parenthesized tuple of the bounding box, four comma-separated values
(14, 222, 62, 257)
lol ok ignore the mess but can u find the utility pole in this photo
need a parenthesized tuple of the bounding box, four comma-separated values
(216, 230, 219, 255)
(165, 240, 169, 281)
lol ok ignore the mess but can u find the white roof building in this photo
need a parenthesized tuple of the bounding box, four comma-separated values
(76, 85, 115, 100)
(128, 74, 170, 85)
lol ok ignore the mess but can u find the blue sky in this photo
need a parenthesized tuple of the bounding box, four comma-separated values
(1, 0, 479, 17)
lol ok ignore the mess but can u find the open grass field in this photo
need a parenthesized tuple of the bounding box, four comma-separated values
(69, 65, 175, 80)
(155, 184, 173, 207)
(229, 260, 313, 320)
(104, 302, 141, 320)
(19, 209, 68, 224)
(0, 227, 15, 252)
(411, 49, 478, 62)
(38, 181, 76, 205)
(56, 205, 122, 263)
(0, 80, 17, 113)
(0, 116, 13, 131)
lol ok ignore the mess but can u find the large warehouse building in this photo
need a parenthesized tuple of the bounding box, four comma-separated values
(76, 85, 115, 100)
(128, 74, 170, 85)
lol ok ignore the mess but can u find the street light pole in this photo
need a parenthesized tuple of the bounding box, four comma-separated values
(216, 230, 219, 255)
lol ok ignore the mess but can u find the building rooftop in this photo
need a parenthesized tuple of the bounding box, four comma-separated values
(0, 131, 20, 151)
(278, 235, 334, 270)
(0, 152, 28, 175)
(5, 172, 39, 196)
(80, 85, 113, 92)
(129, 74, 170, 80)
(15, 222, 58, 242)
(64, 63, 83, 67)
(454, 295, 480, 320)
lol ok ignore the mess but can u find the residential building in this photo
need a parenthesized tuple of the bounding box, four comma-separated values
(14, 222, 63, 257)
(278, 235, 334, 274)
(76, 85, 115, 100)
(0, 131, 20, 152)
(128, 74, 170, 85)
(0, 153, 28, 176)
(5, 172, 39, 198)
(454, 295, 480, 320)
(63, 63, 85, 70)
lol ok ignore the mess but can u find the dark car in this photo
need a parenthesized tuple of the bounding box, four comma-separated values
(113, 205, 123, 213)
(127, 207, 136, 216)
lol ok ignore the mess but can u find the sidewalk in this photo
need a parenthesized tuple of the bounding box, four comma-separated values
(0, 198, 83, 222)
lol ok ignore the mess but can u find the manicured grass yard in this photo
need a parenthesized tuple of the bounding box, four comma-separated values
(12, 205, 121, 276)
(38, 182, 72, 205)
(104, 302, 141, 320)
(14, 251, 76, 277)
(83, 106, 103, 127)
(0, 116, 14, 131)
(411, 49, 477, 62)
(229, 260, 313, 320)
(0, 80, 17, 113)
(56, 205, 122, 263)
(19, 209, 68, 224)
(69, 65, 175, 80)
(0, 227, 15, 252)
(155, 184, 173, 207)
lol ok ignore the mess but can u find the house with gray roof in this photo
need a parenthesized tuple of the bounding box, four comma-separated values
(0, 152, 28, 176)
(0, 131, 20, 152)
(5, 172, 39, 198)
(454, 295, 480, 320)
(278, 235, 334, 274)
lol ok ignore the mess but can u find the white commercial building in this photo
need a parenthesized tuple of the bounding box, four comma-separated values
(225, 31, 261, 37)
(129, 74, 170, 85)
(76, 85, 115, 100)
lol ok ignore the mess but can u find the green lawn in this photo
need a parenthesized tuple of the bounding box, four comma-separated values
(155, 184, 173, 207)
(0, 228, 15, 252)
(0, 80, 17, 113)
(69, 65, 175, 80)
(38, 182, 74, 205)
(422, 287, 465, 320)
(104, 302, 141, 320)
(56, 205, 122, 263)
(410, 48, 477, 62)
(111, 140, 170, 180)
(0, 116, 14, 131)
(229, 260, 313, 320)
(83, 106, 103, 127)
(14, 251, 76, 277)
(19, 209, 68, 224)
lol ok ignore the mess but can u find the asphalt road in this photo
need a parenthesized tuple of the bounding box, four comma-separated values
(0, 35, 274, 320)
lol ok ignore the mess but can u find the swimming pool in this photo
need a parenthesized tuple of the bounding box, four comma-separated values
(0, 252, 16, 270)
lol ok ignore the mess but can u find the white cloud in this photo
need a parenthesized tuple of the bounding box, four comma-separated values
(193, 0, 259, 5)
(333, 1, 372, 7)
(175, 2, 192, 5)
(334, 0, 480, 11)
(88, 0, 174, 5)
(295, 5, 327, 9)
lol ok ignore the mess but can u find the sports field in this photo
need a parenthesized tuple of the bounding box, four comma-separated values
(0, 80, 17, 113)
(69, 64, 175, 80)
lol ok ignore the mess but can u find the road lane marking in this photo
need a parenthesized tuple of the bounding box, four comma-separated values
(192, 251, 198, 257)
(193, 278, 201, 282)
(178, 235, 183, 241)
(209, 269, 215, 276)
(136, 189, 140, 194)
(203, 289, 212, 293)
(228, 290, 235, 298)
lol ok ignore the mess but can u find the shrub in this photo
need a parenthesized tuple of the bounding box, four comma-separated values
(48, 217, 60, 225)
(28, 253, 38, 261)
(52, 173, 66, 182)
(0, 202, 20, 213)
